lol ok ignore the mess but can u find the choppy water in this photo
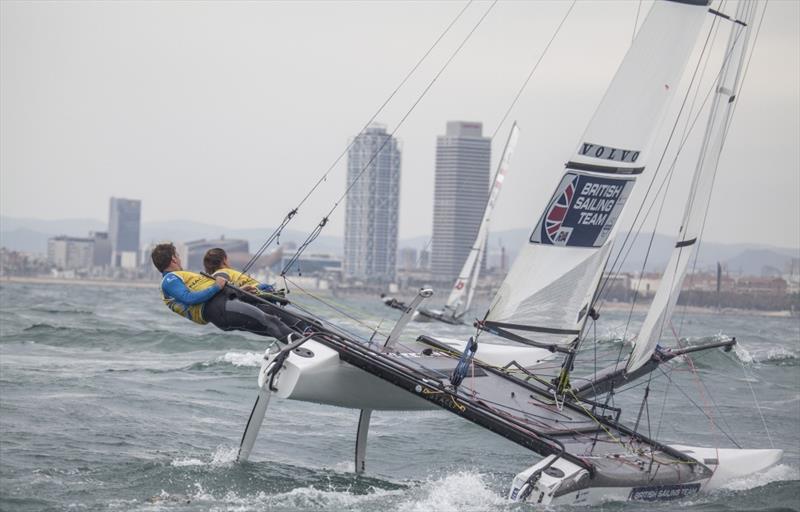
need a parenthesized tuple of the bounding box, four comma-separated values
(1, 282, 798, 511)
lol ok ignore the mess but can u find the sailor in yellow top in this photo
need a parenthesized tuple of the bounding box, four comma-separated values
(151, 243, 294, 341)
(202, 248, 278, 295)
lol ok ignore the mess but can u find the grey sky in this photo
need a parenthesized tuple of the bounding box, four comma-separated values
(2, 1, 798, 248)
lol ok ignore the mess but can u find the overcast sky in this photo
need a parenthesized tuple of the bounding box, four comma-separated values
(2, 1, 798, 249)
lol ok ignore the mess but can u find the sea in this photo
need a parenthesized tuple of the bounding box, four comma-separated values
(1, 281, 798, 512)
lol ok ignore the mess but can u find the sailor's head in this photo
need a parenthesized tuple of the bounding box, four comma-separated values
(151, 243, 181, 272)
(203, 248, 228, 274)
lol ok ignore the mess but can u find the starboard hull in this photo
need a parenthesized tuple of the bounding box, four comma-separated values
(508, 445, 783, 507)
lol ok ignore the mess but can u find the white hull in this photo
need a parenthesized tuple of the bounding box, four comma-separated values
(509, 445, 783, 507)
(267, 338, 553, 411)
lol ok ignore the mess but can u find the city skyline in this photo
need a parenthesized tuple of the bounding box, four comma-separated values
(431, 121, 491, 282)
(1, 1, 798, 250)
(343, 124, 401, 282)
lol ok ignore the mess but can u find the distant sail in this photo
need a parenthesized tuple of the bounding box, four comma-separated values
(444, 123, 520, 318)
(628, 1, 755, 373)
(486, 0, 710, 347)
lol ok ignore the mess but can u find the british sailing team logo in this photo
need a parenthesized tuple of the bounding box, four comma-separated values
(544, 175, 579, 244)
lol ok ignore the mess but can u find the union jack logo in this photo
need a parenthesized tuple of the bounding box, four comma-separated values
(544, 175, 578, 242)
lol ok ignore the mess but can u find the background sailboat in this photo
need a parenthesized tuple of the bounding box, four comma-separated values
(383, 122, 520, 325)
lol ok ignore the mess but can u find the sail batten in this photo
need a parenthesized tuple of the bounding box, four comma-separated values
(487, 0, 711, 344)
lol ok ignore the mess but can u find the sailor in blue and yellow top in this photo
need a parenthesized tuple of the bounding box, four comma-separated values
(202, 247, 277, 295)
(151, 243, 295, 341)
(161, 270, 222, 324)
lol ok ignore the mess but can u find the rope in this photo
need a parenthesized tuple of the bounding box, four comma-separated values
(284, 276, 392, 338)
(593, 9, 723, 313)
(742, 362, 775, 449)
(286, 0, 499, 268)
(655, 365, 740, 447)
(489, 0, 576, 140)
(240, 1, 475, 274)
(632, 0, 643, 44)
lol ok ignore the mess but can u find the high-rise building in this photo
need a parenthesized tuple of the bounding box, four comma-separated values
(108, 197, 141, 268)
(431, 121, 491, 282)
(90, 231, 111, 267)
(344, 124, 401, 282)
(47, 236, 95, 270)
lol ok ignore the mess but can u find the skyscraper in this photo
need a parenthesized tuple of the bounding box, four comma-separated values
(431, 121, 491, 282)
(344, 124, 401, 282)
(108, 197, 141, 268)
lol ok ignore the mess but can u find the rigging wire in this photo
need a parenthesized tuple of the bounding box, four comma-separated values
(678, 0, 775, 448)
(239, 0, 475, 274)
(632, 0, 643, 44)
(625, 1, 744, 360)
(275, 1, 580, 340)
(597, 10, 725, 372)
(281, 0, 499, 276)
(490, 0, 576, 140)
(656, 366, 740, 447)
(593, 7, 722, 313)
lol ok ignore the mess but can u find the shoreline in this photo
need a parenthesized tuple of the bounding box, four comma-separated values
(1, 275, 158, 289)
(1, 275, 795, 318)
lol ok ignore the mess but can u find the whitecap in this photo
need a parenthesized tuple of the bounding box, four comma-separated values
(170, 458, 205, 467)
(219, 351, 263, 367)
(397, 471, 507, 512)
(169, 445, 239, 468)
(722, 464, 800, 491)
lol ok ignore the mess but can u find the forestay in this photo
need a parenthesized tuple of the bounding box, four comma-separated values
(486, 0, 711, 347)
(627, 1, 755, 373)
(444, 123, 520, 318)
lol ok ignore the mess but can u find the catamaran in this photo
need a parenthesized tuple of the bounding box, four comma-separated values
(232, 0, 781, 505)
(382, 123, 520, 325)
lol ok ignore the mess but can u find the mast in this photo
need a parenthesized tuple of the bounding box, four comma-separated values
(484, 0, 712, 354)
(627, 0, 756, 374)
(444, 123, 520, 319)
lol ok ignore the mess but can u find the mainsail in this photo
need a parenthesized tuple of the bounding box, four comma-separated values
(486, 0, 711, 348)
(443, 123, 521, 319)
(627, 1, 756, 373)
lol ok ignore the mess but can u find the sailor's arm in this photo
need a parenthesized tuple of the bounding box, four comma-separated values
(213, 269, 275, 293)
(162, 274, 224, 305)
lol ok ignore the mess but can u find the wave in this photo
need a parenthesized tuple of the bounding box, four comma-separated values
(170, 445, 239, 468)
(182, 351, 269, 373)
(731, 344, 799, 366)
(397, 471, 508, 512)
(140, 467, 504, 512)
(29, 304, 95, 316)
(4, 323, 266, 353)
(721, 464, 800, 492)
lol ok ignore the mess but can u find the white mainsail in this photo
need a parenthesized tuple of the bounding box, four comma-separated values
(486, 0, 711, 347)
(444, 123, 520, 319)
(627, 1, 755, 373)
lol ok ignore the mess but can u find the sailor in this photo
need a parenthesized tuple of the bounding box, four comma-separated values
(150, 243, 295, 342)
(202, 247, 318, 333)
(202, 247, 278, 296)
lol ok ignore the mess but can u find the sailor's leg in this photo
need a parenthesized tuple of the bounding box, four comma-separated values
(223, 299, 295, 341)
(252, 302, 320, 334)
(206, 294, 295, 341)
